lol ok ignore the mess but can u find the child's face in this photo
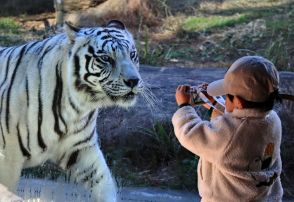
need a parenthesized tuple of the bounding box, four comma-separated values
(225, 95, 245, 112)
(225, 95, 235, 112)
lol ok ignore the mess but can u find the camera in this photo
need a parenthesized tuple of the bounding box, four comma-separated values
(189, 86, 210, 105)
(189, 86, 225, 113)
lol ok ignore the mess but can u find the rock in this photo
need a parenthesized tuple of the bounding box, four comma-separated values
(98, 65, 294, 196)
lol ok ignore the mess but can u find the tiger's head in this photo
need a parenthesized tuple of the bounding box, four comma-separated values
(66, 20, 142, 108)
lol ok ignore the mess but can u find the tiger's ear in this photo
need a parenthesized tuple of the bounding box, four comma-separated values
(106, 20, 125, 30)
(64, 21, 81, 43)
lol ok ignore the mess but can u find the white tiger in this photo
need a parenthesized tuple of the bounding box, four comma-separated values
(0, 20, 142, 202)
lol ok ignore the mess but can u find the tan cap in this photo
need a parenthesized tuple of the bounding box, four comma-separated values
(207, 56, 279, 102)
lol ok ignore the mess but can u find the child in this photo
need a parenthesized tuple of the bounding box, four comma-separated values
(172, 56, 283, 201)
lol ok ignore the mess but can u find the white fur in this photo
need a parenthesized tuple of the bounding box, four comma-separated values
(0, 21, 141, 202)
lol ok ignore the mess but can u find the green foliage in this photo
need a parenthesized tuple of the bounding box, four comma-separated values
(165, 47, 194, 61)
(173, 1, 294, 71)
(137, 36, 165, 66)
(140, 122, 181, 160)
(182, 14, 248, 32)
(104, 121, 198, 190)
(0, 18, 25, 47)
(0, 18, 21, 34)
(263, 12, 294, 71)
(0, 35, 25, 47)
(264, 34, 292, 71)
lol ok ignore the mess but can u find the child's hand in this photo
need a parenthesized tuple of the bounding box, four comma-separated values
(175, 85, 191, 106)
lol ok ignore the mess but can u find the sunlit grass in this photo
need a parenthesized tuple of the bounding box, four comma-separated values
(199, 0, 291, 13)
(182, 14, 248, 32)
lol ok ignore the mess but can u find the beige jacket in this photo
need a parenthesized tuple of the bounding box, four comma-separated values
(172, 106, 283, 202)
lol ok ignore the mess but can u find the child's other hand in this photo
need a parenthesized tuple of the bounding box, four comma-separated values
(198, 83, 216, 110)
(202, 91, 216, 110)
(175, 85, 191, 106)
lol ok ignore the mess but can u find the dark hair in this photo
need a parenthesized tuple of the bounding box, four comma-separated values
(227, 89, 282, 111)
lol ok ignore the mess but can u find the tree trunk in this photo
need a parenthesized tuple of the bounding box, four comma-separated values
(54, 0, 64, 28)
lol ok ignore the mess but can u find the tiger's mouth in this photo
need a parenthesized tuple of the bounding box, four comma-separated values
(122, 91, 136, 100)
(107, 91, 138, 103)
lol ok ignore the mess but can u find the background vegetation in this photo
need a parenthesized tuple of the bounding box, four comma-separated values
(0, 0, 293, 71)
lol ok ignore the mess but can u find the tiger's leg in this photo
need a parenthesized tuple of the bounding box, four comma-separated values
(65, 144, 117, 202)
(0, 136, 25, 193)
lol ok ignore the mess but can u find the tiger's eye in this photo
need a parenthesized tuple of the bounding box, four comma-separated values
(130, 51, 136, 58)
(101, 55, 111, 62)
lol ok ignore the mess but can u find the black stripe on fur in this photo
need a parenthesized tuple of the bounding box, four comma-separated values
(6, 45, 27, 134)
(0, 48, 15, 89)
(37, 76, 47, 151)
(36, 45, 56, 151)
(0, 123, 5, 150)
(26, 123, 31, 152)
(25, 76, 29, 107)
(68, 94, 80, 114)
(66, 150, 79, 169)
(73, 126, 95, 144)
(17, 123, 31, 159)
(52, 63, 66, 137)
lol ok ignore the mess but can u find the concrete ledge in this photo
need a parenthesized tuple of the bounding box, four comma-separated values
(0, 184, 22, 202)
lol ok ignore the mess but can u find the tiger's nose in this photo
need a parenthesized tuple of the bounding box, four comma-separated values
(124, 78, 139, 88)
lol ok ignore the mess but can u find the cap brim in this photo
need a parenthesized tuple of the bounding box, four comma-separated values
(207, 79, 226, 96)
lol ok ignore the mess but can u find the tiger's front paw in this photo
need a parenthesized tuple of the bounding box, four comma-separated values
(91, 176, 117, 202)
